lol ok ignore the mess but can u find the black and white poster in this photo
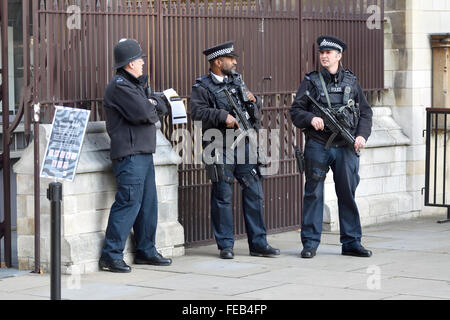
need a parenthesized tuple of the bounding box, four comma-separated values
(40, 106, 90, 182)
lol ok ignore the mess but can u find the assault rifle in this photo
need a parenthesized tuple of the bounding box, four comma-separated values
(223, 88, 268, 167)
(304, 90, 360, 157)
(224, 88, 254, 149)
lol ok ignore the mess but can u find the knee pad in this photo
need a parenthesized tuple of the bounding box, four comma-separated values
(305, 159, 329, 182)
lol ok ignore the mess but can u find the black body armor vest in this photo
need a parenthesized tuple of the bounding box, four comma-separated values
(195, 73, 243, 114)
(307, 69, 360, 131)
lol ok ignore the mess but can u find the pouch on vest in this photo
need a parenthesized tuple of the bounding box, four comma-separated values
(334, 99, 360, 130)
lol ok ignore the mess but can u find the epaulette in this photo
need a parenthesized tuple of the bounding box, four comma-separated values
(115, 76, 125, 84)
(344, 69, 354, 75)
(193, 75, 209, 88)
(305, 71, 318, 81)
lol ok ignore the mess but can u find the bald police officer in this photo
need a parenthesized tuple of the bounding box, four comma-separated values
(190, 41, 280, 260)
(99, 39, 172, 273)
(290, 35, 373, 259)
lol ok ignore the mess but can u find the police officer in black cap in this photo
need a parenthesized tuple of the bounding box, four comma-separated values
(190, 41, 280, 259)
(99, 38, 172, 273)
(290, 35, 373, 259)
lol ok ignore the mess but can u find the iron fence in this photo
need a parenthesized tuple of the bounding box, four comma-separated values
(424, 108, 450, 223)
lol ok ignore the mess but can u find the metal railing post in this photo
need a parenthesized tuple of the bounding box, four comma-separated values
(1, 0, 12, 269)
(47, 182, 62, 300)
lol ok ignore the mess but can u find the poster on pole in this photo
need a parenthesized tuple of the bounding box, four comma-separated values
(40, 106, 90, 182)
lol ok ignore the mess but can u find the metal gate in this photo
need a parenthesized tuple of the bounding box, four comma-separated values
(1, 0, 13, 268)
(174, 1, 304, 245)
(1, 0, 34, 268)
(424, 108, 450, 223)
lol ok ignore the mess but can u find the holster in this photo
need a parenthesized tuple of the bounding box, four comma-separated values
(205, 164, 234, 184)
(236, 167, 261, 189)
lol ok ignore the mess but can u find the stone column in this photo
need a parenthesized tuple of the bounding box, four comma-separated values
(14, 122, 184, 275)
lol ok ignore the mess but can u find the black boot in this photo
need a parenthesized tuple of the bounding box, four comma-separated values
(99, 258, 132, 273)
(300, 247, 316, 259)
(134, 252, 172, 266)
(342, 245, 372, 257)
(219, 248, 234, 259)
(250, 244, 280, 257)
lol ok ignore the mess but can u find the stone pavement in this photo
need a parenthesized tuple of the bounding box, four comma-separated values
(0, 214, 449, 300)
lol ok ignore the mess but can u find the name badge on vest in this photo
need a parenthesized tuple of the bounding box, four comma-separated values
(329, 87, 343, 93)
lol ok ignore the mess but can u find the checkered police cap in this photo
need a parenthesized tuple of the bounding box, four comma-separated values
(203, 41, 239, 61)
(317, 35, 347, 53)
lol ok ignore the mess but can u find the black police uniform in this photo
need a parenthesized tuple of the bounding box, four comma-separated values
(290, 36, 373, 257)
(99, 39, 171, 273)
(190, 42, 279, 258)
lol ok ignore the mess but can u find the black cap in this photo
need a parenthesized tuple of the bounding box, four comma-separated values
(317, 35, 347, 53)
(113, 38, 146, 69)
(203, 41, 239, 61)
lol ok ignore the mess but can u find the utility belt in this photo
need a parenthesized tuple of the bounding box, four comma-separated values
(205, 163, 261, 189)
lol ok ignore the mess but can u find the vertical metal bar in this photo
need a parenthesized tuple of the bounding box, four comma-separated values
(380, 0, 384, 91)
(156, 0, 163, 91)
(55, 0, 61, 106)
(424, 109, 431, 206)
(33, 0, 41, 274)
(433, 113, 438, 204)
(23, 0, 32, 144)
(47, 0, 54, 115)
(68, 0, 74, 108)
(88, 0, 96, 120)
(443, 113, 447, 204)
(1, 0, 12, 268)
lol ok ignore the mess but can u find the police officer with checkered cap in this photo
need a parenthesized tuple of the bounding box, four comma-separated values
(290, 35, 374, 259)
(190, 41, 280, 260)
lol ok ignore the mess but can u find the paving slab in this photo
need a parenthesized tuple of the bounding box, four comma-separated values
(133, 255, 278, 278)
(0, 215, 449, 301)
(130, 273, 287, 296)
(243, 266, 391, 290)
(382, 294, 447, 300)
(234, 283, 394, 300)
(24, 283, 172, 300)
(348, 276, 450, 299)
(145, 290, 256, 300)
(0, 273, 50, 293)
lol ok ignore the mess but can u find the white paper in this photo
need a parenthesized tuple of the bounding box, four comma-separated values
(163, 88, 187, 125)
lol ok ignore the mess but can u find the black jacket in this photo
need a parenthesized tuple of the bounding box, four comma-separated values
(190, 73, 263, 133)
(290, 67, 373, 146)
(103, 69, 162, 160)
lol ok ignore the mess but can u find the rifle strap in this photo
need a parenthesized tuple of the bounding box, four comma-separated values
(324, 132, 338, 150)
(319, 72, 332, 109)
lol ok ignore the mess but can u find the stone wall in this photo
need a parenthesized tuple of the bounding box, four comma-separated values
(14, 122, 184, 275)
(385, 0, 450, 216)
